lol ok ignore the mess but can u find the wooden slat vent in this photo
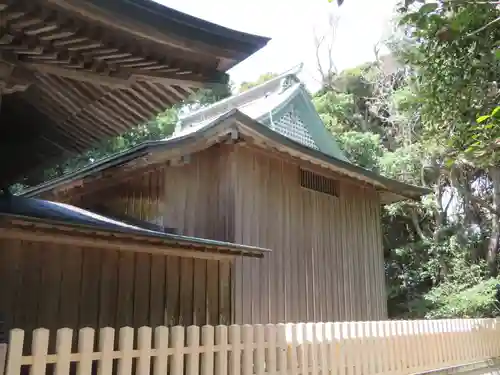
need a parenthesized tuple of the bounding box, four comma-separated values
(299, 169, 339, 197)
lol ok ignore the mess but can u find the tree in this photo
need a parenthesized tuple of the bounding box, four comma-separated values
(312, 5, 500, 314)
(398, 0, 500, 272)
(313, 13, 340, 90)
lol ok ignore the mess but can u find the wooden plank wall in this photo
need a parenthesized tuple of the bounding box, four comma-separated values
(72, 145, 235, 327)
(231, 145, 387, 324)
(0, 237, 230, 354)
(64, 143, 386, 325)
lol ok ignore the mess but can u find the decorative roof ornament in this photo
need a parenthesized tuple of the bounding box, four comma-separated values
(278, 76, 295, 94)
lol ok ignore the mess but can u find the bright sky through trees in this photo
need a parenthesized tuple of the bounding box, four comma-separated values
(155, 0, 399, 91)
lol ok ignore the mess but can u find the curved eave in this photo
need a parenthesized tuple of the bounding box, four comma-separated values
(22, 109, 431, 203)
(101, 0, 270, 55)
(0, 214, 269, 259)
(50, 0, 270, 69)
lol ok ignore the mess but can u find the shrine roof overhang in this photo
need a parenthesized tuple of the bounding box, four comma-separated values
(22, 110, 432, 204)
(0, 0, 270, 187)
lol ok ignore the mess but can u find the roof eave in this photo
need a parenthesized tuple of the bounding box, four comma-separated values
(52, 0, 270, 62)
(229, 111, 431, 202)
(0, 214, 269, 259)
(108, 0, 271, 54)
(22, 109, 430, 203)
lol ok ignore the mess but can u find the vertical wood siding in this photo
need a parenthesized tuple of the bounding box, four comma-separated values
(65, 143, 387, 325)
(231, 146, 387, 324)
(71, 145, 235, 327)
(0, 237, 230, 354)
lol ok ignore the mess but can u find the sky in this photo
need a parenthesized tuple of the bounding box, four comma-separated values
(155, 0, 400, 92)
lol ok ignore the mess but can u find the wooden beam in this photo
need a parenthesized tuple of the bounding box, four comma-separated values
(25, 62, 130, 88)
(0, 223, 244, 261)
(0, 57, 34, 93)
(131, 73, 213, 89)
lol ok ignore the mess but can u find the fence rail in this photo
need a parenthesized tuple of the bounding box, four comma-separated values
(5, 319, 500, 375)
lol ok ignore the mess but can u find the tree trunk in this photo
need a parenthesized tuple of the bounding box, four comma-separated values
(487, 166, 500, 275)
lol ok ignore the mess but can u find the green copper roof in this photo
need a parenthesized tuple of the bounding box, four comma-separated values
(174, 65, 350, 162)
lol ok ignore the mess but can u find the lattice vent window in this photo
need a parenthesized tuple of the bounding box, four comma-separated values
(300, 169, 339, 197)
(272, 109, 318, 149)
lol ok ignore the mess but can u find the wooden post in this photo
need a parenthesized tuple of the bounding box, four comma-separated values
(0, 312, 8, 375)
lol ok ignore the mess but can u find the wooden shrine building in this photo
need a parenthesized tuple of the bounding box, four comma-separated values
(0, 0, 271, 344)
(24, 67, 430, 325)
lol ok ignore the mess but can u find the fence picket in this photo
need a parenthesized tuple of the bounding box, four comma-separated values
(287, 324, 298, 375)
(296, 323, 306, 375)
(137, 327, 152, 375)
(242, 325, 254, 375)
(97, 327, 114, 375)
(254, 325, 265, 375)
(328, 323, 340, 375)
(117, 327, 134, 375)
(413, 320, 424, 371)
(317, 323, 327, 375)
(202, 326, 215, 375)
(352, 322, 362, 375)
(364, 322, 375, 375)
(276, 324, 288, 375)
(229, 325, 241, 375)
(170, 326, 185, 375)
(5, 318, 500, 375)
(76, 328, 94, 375)
(153, 326, 169, 375)
(323, 323, 332, 375)
(265, 324, 277, 375)
(215, 326, 228, 375)
(186, 326, 200, 375)
(55, 328, 73, 375)
(358, 322, 368, 375)
(6, 329, 24, 375)
(30, 328, 49, 375)
(309, 323, 318, 375)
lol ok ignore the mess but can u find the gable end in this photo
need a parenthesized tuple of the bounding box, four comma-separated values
(271, 107, 318, 150)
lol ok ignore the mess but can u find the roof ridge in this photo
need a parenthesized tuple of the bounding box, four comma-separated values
(177, 63, 304, 130)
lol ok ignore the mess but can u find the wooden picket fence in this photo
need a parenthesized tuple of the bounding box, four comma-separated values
(4, 319, 500, 375)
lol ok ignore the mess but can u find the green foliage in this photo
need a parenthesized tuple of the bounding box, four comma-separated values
(314, 91, 358, 133)
(457, 106, 500, 167)
(378, 144, 424, 186)
(336, 131, 386, 171)
(22, 86, 231, 187)
(314, 0, 500, 317)
(37, 107, 179, 182)
(425, 276, 500, 319)
(398, 0, 500, 169)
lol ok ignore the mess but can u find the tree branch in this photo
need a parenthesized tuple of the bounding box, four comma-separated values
(410, 208, 429, 241)
(449, 167, 500, 217)
(466, 16, 500, 37)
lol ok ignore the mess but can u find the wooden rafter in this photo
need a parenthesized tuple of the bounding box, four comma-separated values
(0, 0, 269, 186)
